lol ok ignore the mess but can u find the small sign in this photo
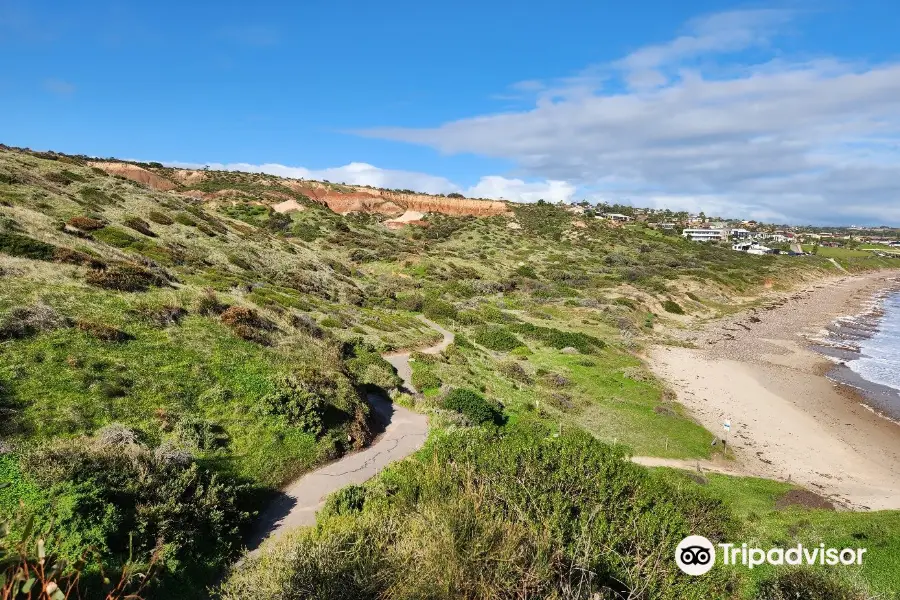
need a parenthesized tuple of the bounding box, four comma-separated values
(723, 420, 731, 433)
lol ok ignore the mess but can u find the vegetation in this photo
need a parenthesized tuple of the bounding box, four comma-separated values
(221, 424, 737, 599)
(1, 147, 896, 598)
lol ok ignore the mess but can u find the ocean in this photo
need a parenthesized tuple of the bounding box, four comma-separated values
(815, 289, 900, 422)
(849, 292, 900, 398)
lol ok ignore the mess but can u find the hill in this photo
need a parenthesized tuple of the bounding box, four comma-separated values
(1, 145, 896, 599)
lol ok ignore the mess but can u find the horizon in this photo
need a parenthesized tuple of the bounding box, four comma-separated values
(3, 1, 899, 225)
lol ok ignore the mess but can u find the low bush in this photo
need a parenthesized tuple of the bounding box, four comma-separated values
(410, 363, 440, 392)
(85, 263, 164, 292)
(78, 187, 114, 205)
(148, 211, 174, 226)
(320, 484, 367, 518)
(66, 216, 106, 231)
(0, 303, 70, 340)
(194, 288, 228, 315)
(422, 298, 458, 321)
(441, 388, 501, 425)
(662, 300, 685, 314)
(76, 320, 132, 342)
(93, 226, 140, 249)
(174, 415, 229, 451)
(509, 322, 605, 353)
(257, 367, 364, 439)
(472, 325, 522, 352)
(346, 344, 402, 390)
(0, 232, 57, 260)
(220, 306, 275, 344)
(756, 569, 865, 600)
(52, 247, 107, 269)
(123, 216, 156, 237)
(173, 213, 198, 227)
(20, 435, 252, 596)
(222, 425, 736, 599)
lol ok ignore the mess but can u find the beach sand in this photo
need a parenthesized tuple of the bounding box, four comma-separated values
(648, 271, 900, 510)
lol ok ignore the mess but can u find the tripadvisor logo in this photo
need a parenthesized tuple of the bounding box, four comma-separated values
(675, 536, 868, 575)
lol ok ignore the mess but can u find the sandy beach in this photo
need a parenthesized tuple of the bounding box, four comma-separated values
(648, 271, 900, 510)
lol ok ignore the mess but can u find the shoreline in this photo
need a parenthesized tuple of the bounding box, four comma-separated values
(648, 270, 900, 510)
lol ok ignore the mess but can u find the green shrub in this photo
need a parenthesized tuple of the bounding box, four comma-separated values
(93, 226, 140, 248)
(346, 345, 402, 390)
(509, 322, 605, 353)
(220, 306, 274, 344)
(85, 263, 164, 292)
(20, 435, 252, 594)
(442, 388, 501, 424)
(123, 216, 156, 237)
(320, 484, 367, 518)
(174, 213, 198, 227)
(756, 569, 865, 600)
(0, 232, 56, 260)
(472, 326, 522, 352)
(0, 303, 70, 341)
(222, 425, 736, 599)
(256, 367, 363, 438)
(662, 300, 685, 314)
(174, 415, 230, 450)
(148, 211, 174, 225)
(422, 298, 458, 321)
(66, 216, 106, 231)
(78, 187, 114, 205)
(410, 363, 440, 392)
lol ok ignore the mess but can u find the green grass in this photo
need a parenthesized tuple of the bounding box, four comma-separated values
(653, 468, 900, 597)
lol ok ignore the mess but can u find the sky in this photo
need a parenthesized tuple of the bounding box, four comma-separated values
(1, 0, 899, 225)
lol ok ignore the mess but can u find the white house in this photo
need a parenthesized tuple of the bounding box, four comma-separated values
(602, 213, 633, 223)
(730, 228, 753, 240)
(683, 228, 727, 242)
(732, 241, 773, 254)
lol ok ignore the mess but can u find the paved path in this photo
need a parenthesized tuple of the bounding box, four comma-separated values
(245, 316, 452, 554)
(383, 316, 454, 394)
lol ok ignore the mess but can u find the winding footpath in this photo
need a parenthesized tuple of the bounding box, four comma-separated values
(245, 316, 451, 554)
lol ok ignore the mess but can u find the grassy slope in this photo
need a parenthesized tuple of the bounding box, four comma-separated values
(654, 468, 900, 597)
(2, 148, 899, 596)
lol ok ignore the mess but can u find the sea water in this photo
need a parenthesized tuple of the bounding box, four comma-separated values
(849, 291, 900, 397)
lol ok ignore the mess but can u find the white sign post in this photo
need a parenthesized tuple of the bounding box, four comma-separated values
(723, 419, 731, 453)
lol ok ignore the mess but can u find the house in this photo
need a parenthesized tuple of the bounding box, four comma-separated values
(602, 213, 634, 223)
(730, 228, 753, 240)
(733, 241, 774, 254)
(683, 228, 727, 242)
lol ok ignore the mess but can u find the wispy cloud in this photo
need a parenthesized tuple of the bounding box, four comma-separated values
(357, 10, 900, 225)
(43, 78, 76, 96)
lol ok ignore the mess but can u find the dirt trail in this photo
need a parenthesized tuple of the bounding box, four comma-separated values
(245, 317, 452, 555)
(631, 456, 745, 477)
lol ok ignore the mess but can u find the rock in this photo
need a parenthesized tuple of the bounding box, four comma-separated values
(560, 346, 579, 354)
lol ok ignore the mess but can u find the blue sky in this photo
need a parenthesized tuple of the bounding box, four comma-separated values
(2, 1, 900, 224)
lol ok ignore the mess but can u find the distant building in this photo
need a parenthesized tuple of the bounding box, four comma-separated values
(683, 228, 727, 242)
(602, 213, 633, 223)
(730, 228, 753, 240)
(732, 241, 773, 254)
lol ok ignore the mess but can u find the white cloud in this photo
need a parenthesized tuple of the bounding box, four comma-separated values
(163, 160, 570, 203)
(467, 176, 575, 203)
(358, 10, 900, 225)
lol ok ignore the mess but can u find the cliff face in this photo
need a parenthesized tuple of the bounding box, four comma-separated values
(89, 162, 179, 191)
(282, 181, 510, 217)
(96, 163, 511, 219)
